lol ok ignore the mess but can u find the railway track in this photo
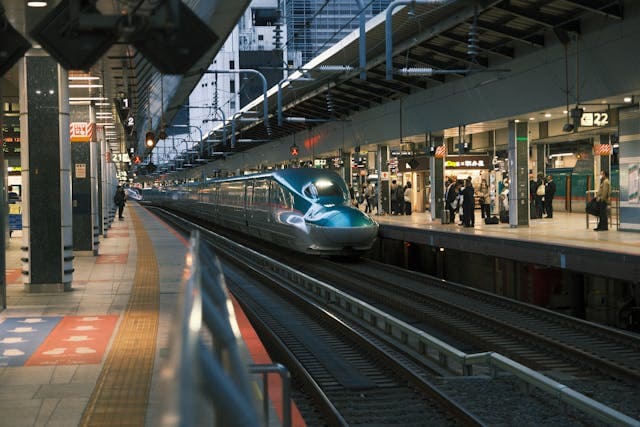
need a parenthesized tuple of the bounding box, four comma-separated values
(147, 207, 640, 425)
(289, 258, 640, 420)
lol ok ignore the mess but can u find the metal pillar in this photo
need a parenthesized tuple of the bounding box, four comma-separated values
(20, 56, 73, 291)
(507, 120, 530, 227)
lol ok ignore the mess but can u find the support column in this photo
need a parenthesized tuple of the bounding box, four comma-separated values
(71, 106, 97, 254)
(0, 82, 6, 308)
(101, 137, 109, 236)
(91, 117, 100, 253)
(377, 145, 389, 215)
(20, 55, 73, 292)
(507, 120, 530, 227)
(429, 134, 444, 221)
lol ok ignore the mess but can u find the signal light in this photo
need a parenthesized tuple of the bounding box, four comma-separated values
(145, 132, 156, 148)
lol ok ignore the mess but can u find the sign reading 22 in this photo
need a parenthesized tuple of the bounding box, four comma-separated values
(580, 112, 609, 127)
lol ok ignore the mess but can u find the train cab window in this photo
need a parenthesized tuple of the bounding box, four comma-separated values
(303, 178, 345, 200)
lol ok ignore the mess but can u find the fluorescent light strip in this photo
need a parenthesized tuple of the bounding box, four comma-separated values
(549, 152, 574, 158)
(69, 76, 100, 81)
(69, 97, 108, 101)
(69, 84, 103, 88)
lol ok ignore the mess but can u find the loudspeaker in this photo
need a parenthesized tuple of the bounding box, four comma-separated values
(0, 18, 32, 76)
(132, 2, 218, 74)
(30, 0, 116, 71)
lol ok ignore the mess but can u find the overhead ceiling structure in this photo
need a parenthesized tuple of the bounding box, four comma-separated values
(2, 0, 628, 175)
(1, 0, 251, 165)
(211, 0, 624, 157)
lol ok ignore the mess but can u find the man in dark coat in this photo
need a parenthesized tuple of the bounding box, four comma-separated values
(461, 177, 475, 227)
(544, 175, 556, 218)
(114, 185, 126, 220)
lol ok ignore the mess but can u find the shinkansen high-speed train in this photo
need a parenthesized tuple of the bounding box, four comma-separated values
(144, 168, 379, 256)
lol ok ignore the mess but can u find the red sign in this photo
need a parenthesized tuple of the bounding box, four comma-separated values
(594, 144, 612, 156)
(435, 146, 446, 158)
(70, 122, 95, 142)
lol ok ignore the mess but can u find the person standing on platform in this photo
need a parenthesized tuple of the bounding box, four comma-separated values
(403, 181, 412, 215)
(534, 173, 545, 219)
(529, 174, 538, 218)
(114, 185, 127, 220)
(364, 182, 373, 213)
(390, 180, 399, 215)
(396, 181, 405, 215)
(461, 177, 475, 227)
(544, 175, 556, 218)
(445, 180, 459, 224)
(478, 178, 490, 219)
(595, 170, 611, 231)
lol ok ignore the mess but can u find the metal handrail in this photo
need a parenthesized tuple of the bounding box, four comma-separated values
(159, 231, 292, 426)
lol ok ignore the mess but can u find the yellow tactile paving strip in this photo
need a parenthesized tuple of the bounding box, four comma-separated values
(80, 209, 159, 426)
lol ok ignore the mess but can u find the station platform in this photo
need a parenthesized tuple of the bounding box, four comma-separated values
(0, 204, 304, 427)
(375, 209, 640, 255)
(371, 209, 640, 282)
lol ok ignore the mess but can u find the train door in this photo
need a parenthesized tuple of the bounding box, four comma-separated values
(249, 178, 270, 236)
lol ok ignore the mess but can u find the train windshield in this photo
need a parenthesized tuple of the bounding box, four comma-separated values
(303, 178, 346, 200)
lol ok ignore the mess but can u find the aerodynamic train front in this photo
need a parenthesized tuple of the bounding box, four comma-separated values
(145, 168, 379, 256)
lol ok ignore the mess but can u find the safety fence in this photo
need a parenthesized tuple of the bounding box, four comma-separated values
(159, 231, 291, 427)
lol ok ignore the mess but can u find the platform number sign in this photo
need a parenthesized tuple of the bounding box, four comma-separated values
(580, 112, 609, 127)
(115, 96, 135, 134)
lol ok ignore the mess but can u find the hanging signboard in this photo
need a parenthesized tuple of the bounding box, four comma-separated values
(580, 112, 609, 127)
(444, 155, 491, 169)
(70, 122, 95, 142)
(594, 144, 612, 156)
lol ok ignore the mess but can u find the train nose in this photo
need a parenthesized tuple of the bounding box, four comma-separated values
(307, 205, 376, 227)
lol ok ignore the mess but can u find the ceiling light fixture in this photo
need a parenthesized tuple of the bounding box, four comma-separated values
(69, 97, 107, 101)
(68, 76, 100, 81)
(69, 84, 103, 88)
(27, 1, 48, 7)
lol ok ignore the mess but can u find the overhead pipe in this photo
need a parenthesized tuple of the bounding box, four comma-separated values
(200, 69, 271, 135)
(277, 75, 315, 127)
(277, 66, 354, 127)
(169, 124, 204, 162)
(386, 1, 446, 80)
(355, 0, 367, 80)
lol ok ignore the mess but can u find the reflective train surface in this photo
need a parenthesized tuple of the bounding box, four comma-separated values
(143, 168, 379, 256)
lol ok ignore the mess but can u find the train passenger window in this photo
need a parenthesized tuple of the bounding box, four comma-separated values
(253, 179, 269, 210)
(271, 182, 293, 209)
